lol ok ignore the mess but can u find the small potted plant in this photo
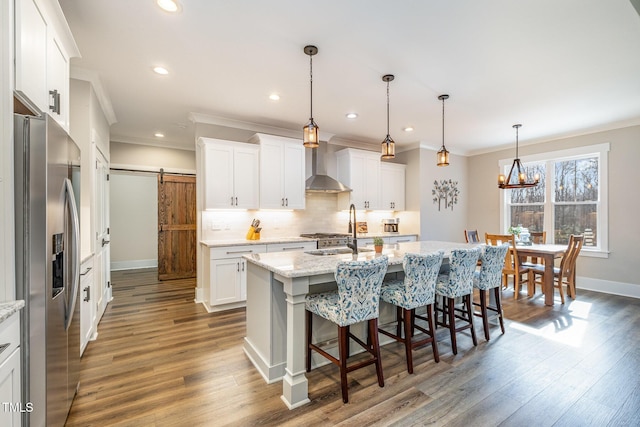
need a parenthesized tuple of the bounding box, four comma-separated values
(373, 237, 384, 253)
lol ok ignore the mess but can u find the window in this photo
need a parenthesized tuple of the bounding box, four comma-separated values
(500, 143, 609, 257)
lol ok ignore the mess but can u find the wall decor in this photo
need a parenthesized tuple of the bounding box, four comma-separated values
(432, 179, 459, 211)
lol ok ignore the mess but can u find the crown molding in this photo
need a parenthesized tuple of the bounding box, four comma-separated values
(70, 67, 117, 125)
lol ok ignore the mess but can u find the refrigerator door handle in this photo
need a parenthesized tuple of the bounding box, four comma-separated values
(64, 178, 81, 331)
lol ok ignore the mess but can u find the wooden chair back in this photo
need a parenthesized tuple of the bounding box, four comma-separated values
(559, 234, 584, 290)
(464, 229, 480, 243)
(485, 233, 530, 294)
(528, 231, 547, 264)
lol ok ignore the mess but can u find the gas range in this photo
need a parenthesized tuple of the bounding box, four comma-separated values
(300, 233, 351, 249)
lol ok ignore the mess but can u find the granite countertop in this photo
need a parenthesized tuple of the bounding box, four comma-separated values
(0, 300, 25, 324)
(244, 240, 479, 279)
(200, 236, 318, 248)
(355, 233, 419, 239)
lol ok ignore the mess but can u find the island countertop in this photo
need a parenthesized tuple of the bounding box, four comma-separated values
(243, 240, 479, 278)
(200, 236, 317, 248)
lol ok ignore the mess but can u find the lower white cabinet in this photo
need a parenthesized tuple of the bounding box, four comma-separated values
(80, 257, 95, 356)
(209, 245, 266, 309)
(388, 235, 416, 244)
(0, 312, 21, 427)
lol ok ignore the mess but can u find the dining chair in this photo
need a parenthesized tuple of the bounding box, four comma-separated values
(379, 251, 444, 374)
(305, 255, 389, 403)
(473, 244, 510, 340)
(485, 233, 530, 298)
(522, 231, 547, 267)
(435, 247, 481, 355)
(464, 229, 480, 243)
(529, 234, 584, 303)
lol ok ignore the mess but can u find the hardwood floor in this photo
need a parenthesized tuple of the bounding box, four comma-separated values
(66, 269, 640, 426)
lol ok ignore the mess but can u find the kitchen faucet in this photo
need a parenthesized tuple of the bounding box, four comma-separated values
(347, 203, 358, 254)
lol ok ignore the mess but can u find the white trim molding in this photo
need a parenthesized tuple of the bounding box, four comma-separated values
(577, 276, 640, 299)
(111, 259, 157, 271)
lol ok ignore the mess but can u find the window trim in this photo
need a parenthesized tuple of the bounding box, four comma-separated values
(499, 143, 609, 258)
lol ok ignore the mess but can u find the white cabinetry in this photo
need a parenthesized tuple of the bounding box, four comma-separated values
(380, 163, 406, 211)
(253, 134, 305, 210)
(208, 245, 266, 309)
(266, 241, 317, 253)
(80, 257, 95, 356)
(0, 312, 21, 427)
(388, 235, 416, 244)
(199, 138, 259, 210)
(336, 148, 381, 210)
(14, 0, 47, 112)
(14, 0, 78, 131)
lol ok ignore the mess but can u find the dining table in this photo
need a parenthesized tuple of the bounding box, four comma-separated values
(516, 243, 569, 305)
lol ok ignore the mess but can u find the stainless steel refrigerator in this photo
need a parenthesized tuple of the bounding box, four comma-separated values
(14, 113, 81, 427)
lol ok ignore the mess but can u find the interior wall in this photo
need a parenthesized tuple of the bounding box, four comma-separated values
(468, 125, 640, 296)
(110, 141, 196, 172)
(110, 171, 158, 269)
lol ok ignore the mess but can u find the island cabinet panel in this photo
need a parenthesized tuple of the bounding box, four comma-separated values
(0, 312, 21, 427)
(208, 245, 266, 309)
(380, 162, 406, 211)
(253, 133, 305, 210)
(199, 138, 259, 210)
(336, 148, 381, 211)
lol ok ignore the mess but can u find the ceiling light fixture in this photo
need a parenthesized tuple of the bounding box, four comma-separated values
(403, 126, 414, 132)
(345, 112, 358, 119)
(437, 94, 450, 166)
(269, 94, 280, 101)
(498, 124, 540, 189)
(156, 0, 180, 13)
(154, 132, 165, 138)
(302, 45, 319, 148)
(153, 66, 169, 75)
(381, 74, 395, 160)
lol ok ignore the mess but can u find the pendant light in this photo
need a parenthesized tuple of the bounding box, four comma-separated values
(303, 45, 319, 148)
(498, 124, 540, 189)
(437, 94, 450, 166)
(381, 74, 395, 159)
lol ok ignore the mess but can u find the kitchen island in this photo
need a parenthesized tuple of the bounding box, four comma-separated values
(242, 240, 478, 409)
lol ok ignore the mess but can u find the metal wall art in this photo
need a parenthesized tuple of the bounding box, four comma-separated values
(432, 179, 459, 211)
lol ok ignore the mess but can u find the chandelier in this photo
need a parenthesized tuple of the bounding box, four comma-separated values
(498, 124, 540, 189)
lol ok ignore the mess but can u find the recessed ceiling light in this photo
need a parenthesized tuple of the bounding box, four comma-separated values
(156, 0, 181, 13)
(345, 113, 358, 119)
(269, 94, 280, 101)
(153, 66, 169, 75)
(403, 126, 414, 132)
(154, 132, 165, 138)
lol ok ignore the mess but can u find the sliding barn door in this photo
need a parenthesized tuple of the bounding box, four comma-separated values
(158, 174, 196, 280)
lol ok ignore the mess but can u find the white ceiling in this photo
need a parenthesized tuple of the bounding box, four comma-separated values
(58, 0, 640, 155)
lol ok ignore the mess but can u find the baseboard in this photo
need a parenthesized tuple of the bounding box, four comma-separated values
(111, 259, 157, 271)
(577, 276, 640, 299)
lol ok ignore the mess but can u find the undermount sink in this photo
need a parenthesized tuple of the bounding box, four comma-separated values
(304, 248, 374, 256)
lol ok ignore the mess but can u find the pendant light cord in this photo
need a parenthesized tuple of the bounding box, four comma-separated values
(386, 81, 390, 135)
(515, 125, 519, 158)
(309, 55, 313, 119)
(441, 97, 445, 149)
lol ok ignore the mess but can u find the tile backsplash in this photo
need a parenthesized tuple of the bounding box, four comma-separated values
(201, 193, 411, 240)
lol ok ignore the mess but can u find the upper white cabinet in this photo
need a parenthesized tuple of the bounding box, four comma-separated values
(252, 133, 305, 210)
(336, 148, 381, 210)
(199, 138, 259, 210)
(14, 0, 48, 112)
(14, 0, 79, 130)
(380, 162, 406, 211)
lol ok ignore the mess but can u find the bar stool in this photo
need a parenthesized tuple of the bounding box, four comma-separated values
(473, 244, 510, 341)
(305, 255, 389, 403)
(379, 251, 444, 373)
(435, 247, 481, 355)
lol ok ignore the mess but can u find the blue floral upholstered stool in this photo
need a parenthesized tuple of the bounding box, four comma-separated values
(473, 244, 509, 341)
(305, 255, 389, 403)
(435, 247, 481, 355)
(379, 251, 444, 374)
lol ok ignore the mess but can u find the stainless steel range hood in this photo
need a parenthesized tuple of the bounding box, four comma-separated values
(305, 142, 351, 193)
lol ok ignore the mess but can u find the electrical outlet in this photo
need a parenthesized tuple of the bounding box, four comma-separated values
(212, 223, 222, 230)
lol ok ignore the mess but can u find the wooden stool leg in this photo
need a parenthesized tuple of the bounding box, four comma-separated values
(427, 304, 440, 363)
(396, 306, 403, 337)
(402, 308, 413, 374)
(369, 318, 384, 387)
(494, 287, 505, 334)
(306, 310, 312, 372)
(338, 326, 349, 403)
(465, 295, 477, 346)
(479, 289, 490, 341)
(447, 297, 457, 355)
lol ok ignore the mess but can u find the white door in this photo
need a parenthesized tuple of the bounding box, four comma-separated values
(233, 146, 259, 209)
(94, 149, 110, 321)
(210, 258, 242, 305)
(283, 143, 305, 209)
